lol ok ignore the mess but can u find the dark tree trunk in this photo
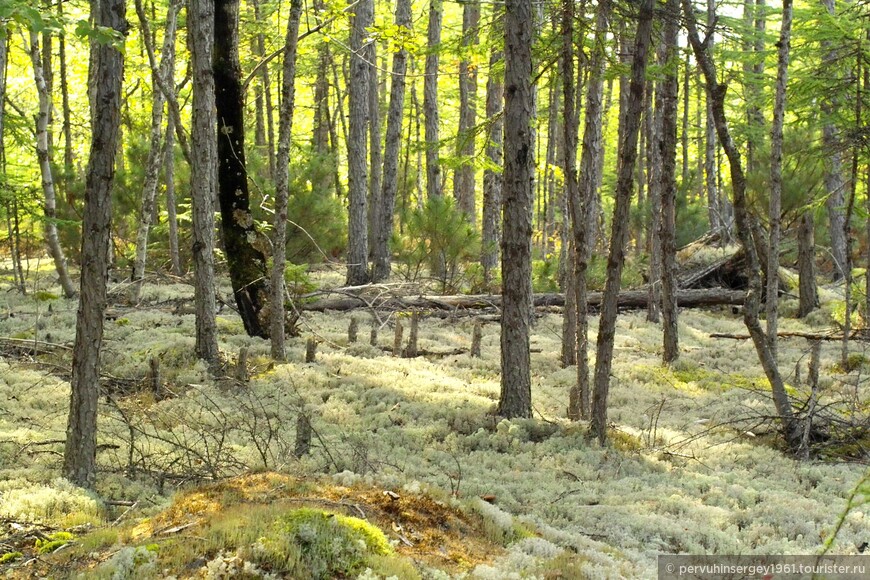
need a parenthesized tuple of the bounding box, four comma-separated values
(659, 0, 680, 364)
(590, 0, 653, 444)
(189, 0, 219, 365)
(424, 0, 443, 200)
(647, 46, 663, 324)
(64, 0, 125, 488)
(683, 0, 799, 450)
(346, 0, 373, 285)
(215, 0, 271, 337)
(271, 0, 303, 360)
(796, 212, 818, 318)
(498, 0, 534, 419)
(481, 7, 504, 285)
(165, 114, 182, 276)
(372, 0, 412, 282)
(454, 0, 480, 223)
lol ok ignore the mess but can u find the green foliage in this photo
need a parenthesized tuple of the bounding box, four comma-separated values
(586, 253, 646, 291)
(0, 551, 22, 564)
(35, 531, 75, 554)
(532, 257, 560, 293)
(395, 196, 480, 293)
(251, 508, 392, 579)
(284, 153, 347, 263)
(284, 263, 317, 302)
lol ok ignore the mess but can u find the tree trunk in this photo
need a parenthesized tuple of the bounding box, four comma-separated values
(647, 45, 663, 324)
(572, 0, 611, 421)
(130, 0, 179, 302)
(27, 31, 76, 299)
(165, 114, 182, 276)
(57, 1, 74, 180)
(591, 0, 653, 444)
(498, 0, 534, 419)
(270, 0, 303, 360)
(704, 0, 721, 237)
(683, 0, 799, 450)
(659, 0, 680, 364)
(346, 0, 373, 285)
(424, 0, 443, 200)
(544, 81, 560, 256)
(743, 0, 766, 175)
(797, 212, 818, 317)
(189, 0, 220, 365)
(372, 0, 412, 282)
(215, 0, 272, 338)
(453, 1, 479, 223)
(367, 39, 383, 261)
(64, 0, 125, 488)
(312, 0, 331, 155)
(251, 0, 275, 178)
(481, 8, 504, 285)
(766, 0, 793, 359)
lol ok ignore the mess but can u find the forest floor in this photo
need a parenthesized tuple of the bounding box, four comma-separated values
(0, 260, 868, 578)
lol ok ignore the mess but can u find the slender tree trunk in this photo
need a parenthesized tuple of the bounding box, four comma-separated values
(424, 0, 443, 200)
(681, 54, 690, 192)
(165, 115, 182, 275)
(1, 30, 22, 293)
(482, 8, 504, 285)
(743, 0, 766, 175)
(647, 45, 663, 324)
(683, 0, 799, 450)
(346, 0, 373, 285)
(766, 0, 793, 359)
(58, 1, 74, 180)
(705, 0, 721, 237)
(312, 0, 331, 155)
(215, 0, 272, 338)
(573, 0, 612, 421)
(251, 0, 275, 178)
(189, 0, 219, 365)
(797, 212, 818, 317)
(64, 0, 125, 488)
(130, 0, 179, 302)
(590, 0, 653, 444)
(544, 82, 560, 256)
(27, 31, 76, 299)
(372, 0, 412, 282)
(659, 0, 680, 364)
(498, 0, 534, 419)
(271, 0, 303, 360)
(454, 0, 480, 223)
(367, 39, 383, 261)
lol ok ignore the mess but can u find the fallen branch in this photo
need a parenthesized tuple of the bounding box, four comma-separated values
(710, 330, 869, 342)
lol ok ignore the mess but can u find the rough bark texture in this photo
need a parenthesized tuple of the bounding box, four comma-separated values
(251, 0, 275, 178)
(372, 0, 412, 282)
(270, 0, 303, 360)
(683, 0, 799, 450)
(367, 40, 382, 262)
(659, 0, 680, 364)
(64, 0, 125, 488)
(647, 45, 663, 324)
(215, 0, 271, 338)
(797, 212, 818, 317)
(130, 0, 179, 302)
(424, 0, 443, 200)
(164, 115, 181, 276)
(481, 9, 504, 284)
(591, 0, 653, 444)
(454, 1, 480, 223)
(498, 0, 534, 419)
(766, 0, 793, 358)
(189, 0, 220, 365)
(28, 31, 76, 299)
(704, 0, 721, 236)
(573, 0, 611, 420)
(346, 0, 373, 285)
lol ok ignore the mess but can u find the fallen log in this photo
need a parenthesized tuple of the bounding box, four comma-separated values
(711, 330, 869, 342)
(302, 287, 745, 313)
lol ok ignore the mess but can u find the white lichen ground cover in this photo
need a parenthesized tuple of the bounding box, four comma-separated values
(0, 268, 867, 578)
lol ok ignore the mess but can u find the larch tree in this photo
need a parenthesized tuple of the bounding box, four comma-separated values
(26, 29, 76, 299)
(64, 0, 126, 488)
(683, 0, 800, 450)
(346, 0, 373, 286)
(481, 6, 504, 286)
(424, 0, 443, 200)
(590, 0, 654, 444)
(189, 0, 220, 366)
(372, 0, 413, 282)
(454, 0, 480, 223)
(215, 0, 272, 338)
(498, 0, 534, 419)
(270, 0, 303, 361)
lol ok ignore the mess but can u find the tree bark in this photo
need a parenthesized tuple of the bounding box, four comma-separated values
(454, 0, 480, 223)
(270, 0, 303, 360)
(766, 0, 793, 359)
(481, 7, 504, 285)
(251, 0, 275, 178)
(683, 0, 799, 450)
(346, 0, 373, 285)
(591, 0, 653, 444)
(647, 44, 663, 324)
(659, 0, 680, 364)
(130, 0, 179, 302)
(367, 39, 383, 261)
(372, 0, 412, 282)
(57, 0, 74, 180)
(189, 0, 220, 365)
(64, 0, 125, 488)
(704, 0, 721, 237)
(27, 31, 76, 299)
(164, 114, 182, 276)
(215, 0, 272, 338)
(797, 212, 818, 317)
(424, 0, 443, 200)
(498, 0, 534, 419)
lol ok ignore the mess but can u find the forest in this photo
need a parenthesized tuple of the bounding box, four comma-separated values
(0, 0, 869, 577)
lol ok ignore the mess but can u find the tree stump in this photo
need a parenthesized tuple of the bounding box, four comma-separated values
(305, 338, 317, 363)
(348, 317, 358, 343)
(295, 413, 312, 458)
(392, 320, 404, 357)
(149, 356, 163, 399)
(235, 347, 249, 382)
(402, 311, 419, 358)
(470, 321, 482, 358)
(370, 326, 378, 346)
